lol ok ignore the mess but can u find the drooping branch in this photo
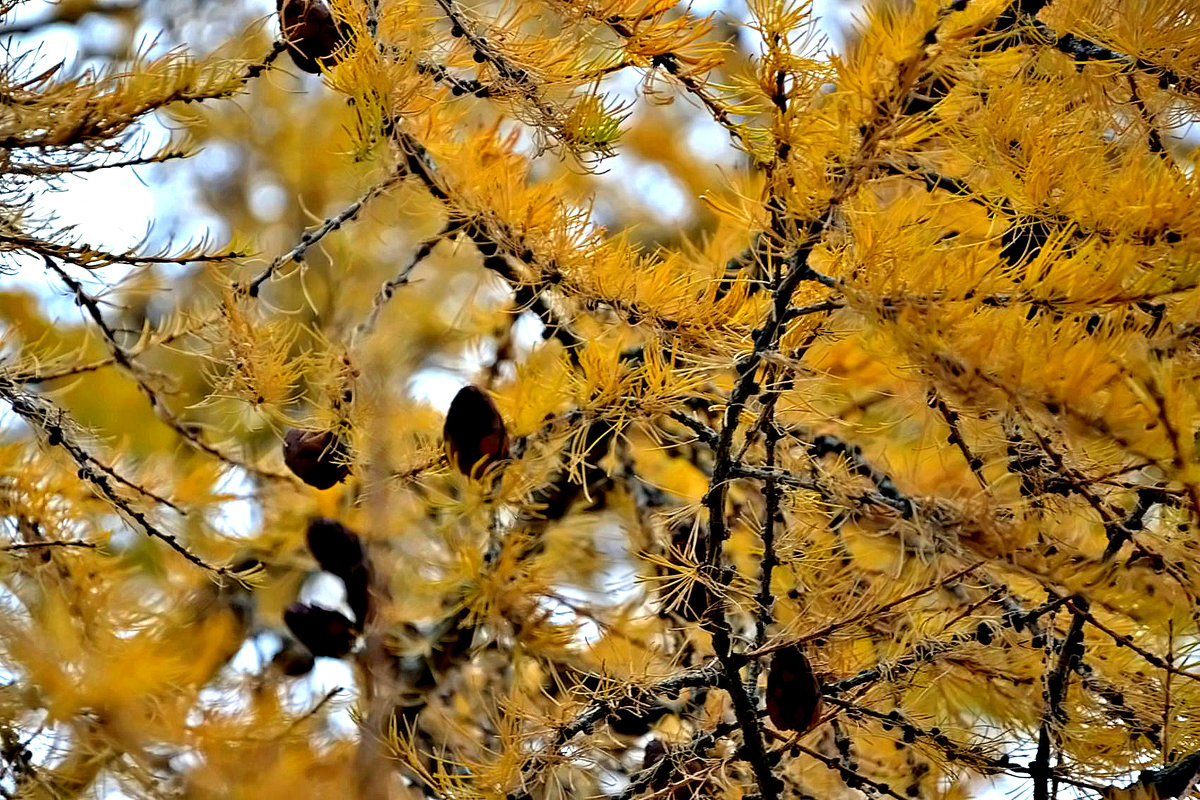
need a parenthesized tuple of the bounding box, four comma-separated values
(238, 166, 409, 297)
(0, 376, 227, 574)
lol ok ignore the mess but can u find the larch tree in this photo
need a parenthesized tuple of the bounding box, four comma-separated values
(0, 0, 1198, 798)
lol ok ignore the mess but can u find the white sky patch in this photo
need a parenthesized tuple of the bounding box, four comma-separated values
(812, 0, 857, 51)
(595, 520, 642, 599)
(207, 466, 261, 539)
(537, 591, 589, 629)
(104, 512, 140, 552)
(249, 179, 289, 223)
(300, 570, 354, 619)
(407, 369, 467, 412)
(597, 765, 630, 796)
(305, 658, 359, 738)
(687, 119, 742, 166)
(227, 632, 269, 675)
(512, 310, 548, 354)
(534, 517, 645, 648)
(631, 163, 692, 224)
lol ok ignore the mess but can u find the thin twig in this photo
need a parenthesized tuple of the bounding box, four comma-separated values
(278, 688, 343, 739)
(1065, 598, 1200, 683)
(1125, 72, 1169, 159)
(239, 166, 408, 297)
(0, 540, 98, 551)
(0, 378, 227, 574)
(1033, 605, 1086, 800)
(350, 220, 464, 347)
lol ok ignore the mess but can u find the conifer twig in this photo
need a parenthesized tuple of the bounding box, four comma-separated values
(244, 40, 287, 81)
(1033, 25, 1200, 97)
(11, 314, 219, 385)
(240, 166, 409, 297)
(0, 378, 227, 574)
(927, 388, 990, 492)
(433, 0, 569, 148)
(350, 220, 465, 347)
(0, 232, 241, 270)
(618, 723, 738, 800)
(1064, 598, 1200, 683)
(276, 687, 343, 739)
(44, 256, 285, 482)
(509, 663, 725, 798)
(788, 742, 910, 800)
(751, 562, 985, 658)
(753, 371, 783, 651)
(824, 630, 979, 696)
(597, 16, 748, 152)
(1032, 606, 1086, 800)
(384, 125, 586, 364)
(1125, 73, 1169, 159)
(0, 540, 98, 551)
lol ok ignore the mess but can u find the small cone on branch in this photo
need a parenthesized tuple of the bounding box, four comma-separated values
(276, 0, 352, 74)
(305, 517, 371, 626)
(283, 603, 357, 658)
(443, 385, 510, 478)
(283, 428, 352, 489)
(766, 644, 824, 733)
(642, 738, 667, 771)
(306, 518, 365, 577)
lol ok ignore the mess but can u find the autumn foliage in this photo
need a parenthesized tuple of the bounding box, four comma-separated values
(1, 0, 1199, 798)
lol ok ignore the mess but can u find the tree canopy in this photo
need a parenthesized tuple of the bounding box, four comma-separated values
(1, 0, 1199, 798)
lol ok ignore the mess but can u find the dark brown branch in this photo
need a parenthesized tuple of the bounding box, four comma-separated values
(1032, 603, 1086, 800)
(1125, 73, 1170, 159)
(351, 220, 464, 346)
(239, 166, 408, 297)
(825, 697, 1108, 793)
(789, 742, 910, 800)
(0, 377, 227, 574)
(1037, 25, 1200, 98)
(1065, 598, 1200, 684)
(598, 16, 749, 153)
(753, 372, 783, 650)
(927, 388, 989, 492)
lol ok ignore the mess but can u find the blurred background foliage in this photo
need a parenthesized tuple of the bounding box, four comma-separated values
(0, 0, 1199, 798)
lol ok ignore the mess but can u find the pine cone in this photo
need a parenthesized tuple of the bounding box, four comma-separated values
(305, 518, 371, 626)
(283, 428, 352, 489)
(443, 385, 510, 478)
(283, 602, 357, 658)
(305, 517, 365, 578)
(277, 0, 352, 75)
(766, 644, 824, 733)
